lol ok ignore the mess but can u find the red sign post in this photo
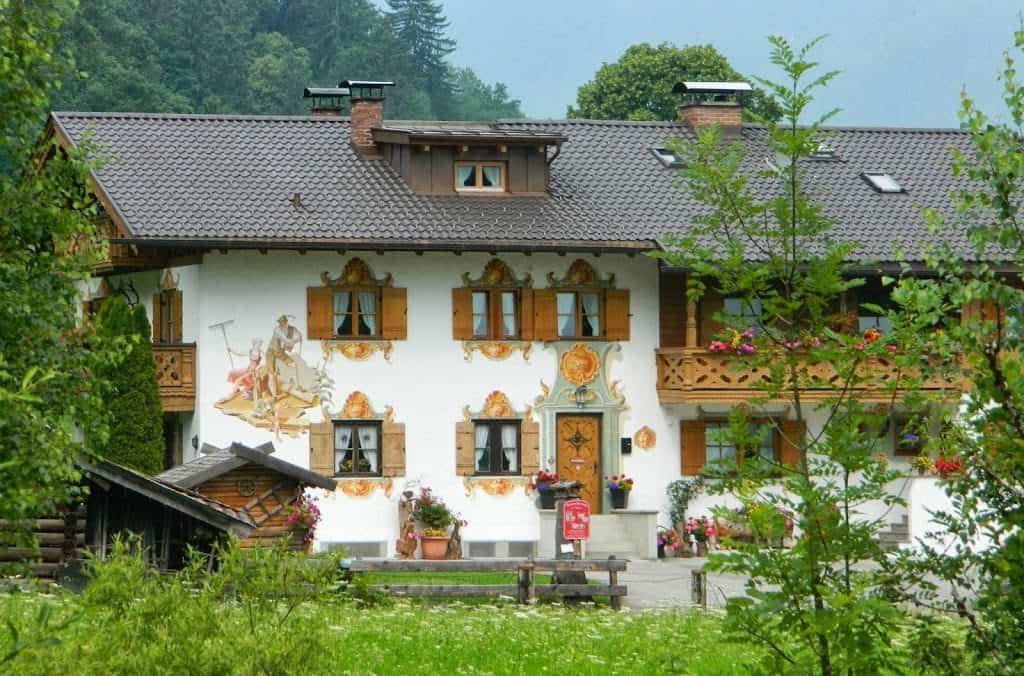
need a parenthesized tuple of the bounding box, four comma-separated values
(561, 498, 591, 541)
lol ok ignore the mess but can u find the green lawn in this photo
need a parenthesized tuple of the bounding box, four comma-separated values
(1, 590, 756, 674)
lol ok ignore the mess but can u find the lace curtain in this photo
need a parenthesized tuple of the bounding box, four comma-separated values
(501, 424, 519, 472)
(358, 292, 377, 334)
(474, 425, 490, 471)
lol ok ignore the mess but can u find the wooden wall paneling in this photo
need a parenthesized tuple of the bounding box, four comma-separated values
(659, 270, 687, 347)
(431, 146, 454, 194)
(526, 150, 546, 193)
(409, 151, 431, 193)
(508, 148, 528, 193)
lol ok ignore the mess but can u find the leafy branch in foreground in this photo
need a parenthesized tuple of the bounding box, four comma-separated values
(895, 26, 1024, 674)
(657, 35, 937, 674)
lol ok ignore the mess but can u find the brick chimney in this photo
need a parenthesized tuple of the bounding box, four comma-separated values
(674, 82, 749, 140)
(678, 101, 743, 136)
(340, 80, 395, 159)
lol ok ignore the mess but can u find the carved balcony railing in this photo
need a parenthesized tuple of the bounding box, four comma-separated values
(153, 343, 196, 412)
(655, 347, 962, 404)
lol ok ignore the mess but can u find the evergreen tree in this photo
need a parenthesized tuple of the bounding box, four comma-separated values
(385, 0, 455, 117)
(94, 297, 165, 475)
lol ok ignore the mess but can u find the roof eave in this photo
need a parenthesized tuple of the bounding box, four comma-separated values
(109, 236, 658, 255)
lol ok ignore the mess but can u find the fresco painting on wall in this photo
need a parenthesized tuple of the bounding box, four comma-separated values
(215, 315, 329, 438)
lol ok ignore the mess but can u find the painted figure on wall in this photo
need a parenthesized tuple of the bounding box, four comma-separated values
(216, 316, 326, 438)
(227, 339, 263, 400)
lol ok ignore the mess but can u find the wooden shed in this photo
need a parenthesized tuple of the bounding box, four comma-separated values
(156, 442, 337, 550)
(80, 458, 256, 571)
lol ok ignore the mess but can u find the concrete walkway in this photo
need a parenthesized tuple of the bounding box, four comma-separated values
(587, 557, 747, 610)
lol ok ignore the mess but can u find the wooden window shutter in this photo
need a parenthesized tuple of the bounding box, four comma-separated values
(306, 286, 333, 340)
(533, 289, 557, 341)
(519, 289, 535, 340)
(680, 420, 706, 476)
(381, 287, 407, 340)
(521, 419, 540, 475)
(452, 288, 473, 340)
(381, 421, 406, 476)
(151, 293, 164, 343)
(604, 289, 630, 341)
(455, 421, 475, 475)
(779, 419, 806, 468)
(170, 289, 183, 343)
(309, 420, 334, 477)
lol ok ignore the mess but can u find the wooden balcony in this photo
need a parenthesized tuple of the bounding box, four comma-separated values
(655, 347, 960, 404)
(153, 343, 196, 412)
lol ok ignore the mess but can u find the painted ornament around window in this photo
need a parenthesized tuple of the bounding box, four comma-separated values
(634, 426, 656, 450)
(462, 476, 533, 497)
(322, 340, 393, 363)
(214, 315, 329, 438)
(559, 343, 601, 386)
(337, 477, 394, 498)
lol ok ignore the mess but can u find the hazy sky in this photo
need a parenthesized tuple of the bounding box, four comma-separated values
(435, 0, 1021, 127)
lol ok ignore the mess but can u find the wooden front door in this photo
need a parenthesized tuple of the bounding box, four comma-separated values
(556, 414, 602, 511)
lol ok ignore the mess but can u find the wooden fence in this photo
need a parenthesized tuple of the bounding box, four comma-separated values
(346, 557, 628, 610)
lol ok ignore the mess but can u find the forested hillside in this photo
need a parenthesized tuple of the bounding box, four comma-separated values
(54, 0, 524, 120)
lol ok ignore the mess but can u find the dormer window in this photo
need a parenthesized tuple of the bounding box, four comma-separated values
(456, 162, 505, 192)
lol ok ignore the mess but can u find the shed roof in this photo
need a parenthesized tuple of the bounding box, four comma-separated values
(157, 442, 337, 492)
(79, 458, 255, 536)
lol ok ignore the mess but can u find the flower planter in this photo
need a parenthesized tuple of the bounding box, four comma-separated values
(657, 543, 665, 559)
(538, 491, 555, 509)
(420, 536, 450, 560)
(609, 487, 630, 509)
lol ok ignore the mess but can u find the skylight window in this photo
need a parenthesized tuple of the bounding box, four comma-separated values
(861, 173, 905, 193)
(651, 147, 683, 168)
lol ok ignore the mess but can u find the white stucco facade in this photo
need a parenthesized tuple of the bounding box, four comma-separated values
(93, 249, 957, 556)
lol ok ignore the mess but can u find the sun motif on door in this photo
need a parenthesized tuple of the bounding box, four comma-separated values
(556, 415, 601, 511)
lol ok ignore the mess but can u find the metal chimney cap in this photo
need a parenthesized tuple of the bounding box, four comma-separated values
(673, 81, 752, 95)
(338, 80, 396, 89)
(303, 87, 350, 98)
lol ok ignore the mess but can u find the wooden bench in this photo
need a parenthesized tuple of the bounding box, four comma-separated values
(345, 557, 628, 610)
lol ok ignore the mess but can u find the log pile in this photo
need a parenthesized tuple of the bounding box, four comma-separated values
(0, 508, 87, 577)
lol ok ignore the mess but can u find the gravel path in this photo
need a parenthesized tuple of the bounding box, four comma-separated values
(587, 557, 747, 610)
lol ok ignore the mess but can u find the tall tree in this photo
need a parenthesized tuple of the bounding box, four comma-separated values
(0, 0, 114, 538)
(895, 27, 1024, 673)
(448, 67, 524, 120)
(93, 297, 165, 475)
(660, 36, 916, 673)
(569, 42, 781, 122)
(385, 0, 455, 117)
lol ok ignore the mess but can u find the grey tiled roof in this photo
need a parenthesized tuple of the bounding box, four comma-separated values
(52, 111, 976, 260)
(157, 442, 336, 491)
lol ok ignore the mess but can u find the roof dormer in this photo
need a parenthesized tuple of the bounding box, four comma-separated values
(371, 123, 565, 196)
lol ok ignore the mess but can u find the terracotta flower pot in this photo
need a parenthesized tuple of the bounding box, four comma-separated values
(420, 536, 449, 560)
